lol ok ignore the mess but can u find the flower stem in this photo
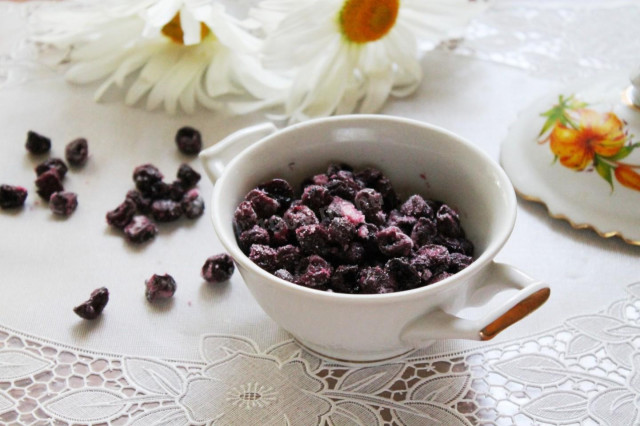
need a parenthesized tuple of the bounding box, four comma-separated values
(598, 158, 640, 169)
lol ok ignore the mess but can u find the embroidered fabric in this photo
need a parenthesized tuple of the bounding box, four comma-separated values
(3, 0, 640, 89)
(1, 2, 639, 425)
(0, 2, 55, 91)
(453, 0, 640, 80)
(1, 282, 638, 425)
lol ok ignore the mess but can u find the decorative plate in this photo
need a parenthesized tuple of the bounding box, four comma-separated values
(501, 71, 640, 245)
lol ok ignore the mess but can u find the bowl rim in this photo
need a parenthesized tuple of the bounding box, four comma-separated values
(210, 114, 517, 303)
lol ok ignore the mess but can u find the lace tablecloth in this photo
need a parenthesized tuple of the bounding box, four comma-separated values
(1, 1, 639, 425)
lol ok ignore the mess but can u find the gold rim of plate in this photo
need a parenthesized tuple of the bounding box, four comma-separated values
(515, 188, 640, 246)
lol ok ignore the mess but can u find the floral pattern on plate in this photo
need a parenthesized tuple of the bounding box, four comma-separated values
(501, 72, 640, 245)
(538, 94, 640, 192)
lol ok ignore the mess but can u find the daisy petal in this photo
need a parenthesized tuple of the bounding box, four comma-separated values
(195, 83, 224, 111)
(144, 0, 181, 35)
(179, 77, 198, 114)
(204, 7, 261, 53)
(180, 8, 202, 45)
(204, 47, 237, 97)
(230, 55, 290, 99)
(125, 44, 180, 105)
(360, 71, 394, 113)
(294, 42, 351, 120)
(66, 51, 127, 83)
(112, 45, 158, 86)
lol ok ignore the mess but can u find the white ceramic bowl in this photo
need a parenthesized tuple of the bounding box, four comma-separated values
(200, 115, 549, 362)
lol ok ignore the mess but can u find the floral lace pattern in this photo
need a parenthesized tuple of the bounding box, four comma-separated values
(1, 2, 638, 425)
(1, 282, 639, 425)
(0, 2, 57, 91)
(3, 1, 640, 94)
(452, 0, 640, 80)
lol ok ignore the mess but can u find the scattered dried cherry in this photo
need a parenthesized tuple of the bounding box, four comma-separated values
(249, 244, 278, 272)
(296, 224, 330, 255)
(233, 201, 259, 232)
(436, 204, 462, 238)
(265, 215, 290, 246)
(358, 266, 395, 294)
(324, 197, 365, 224)
(124, 215, 158, 244)
(354, 188, 382, 219)
(65, 138, 89, 166)
(106, 199, 136, 229)
(234, 163, 474, 294)
(245, 189, 280, 218)
(126, 190, 152, 214)
(335, 242, 365, 265)
(168, 180, 187, 201)
(202, 253, 235, 283)
(327, 217, 356, 247)
(145, 274, 177, 302)
(411, 244, 451, 279)
(0, 185, 28, 209)
(376, 226, 413, 257)
(411, 217, 437, 247)
(73, 287, 109, 320)
(150, 199, 182, 222)
(239, 225, 270, 252)
(400, 195, 433, 218)
(49, 191, 78, 216)
(111, 162, 205, 245)
(25, 131, 51, 154)
(145, 180, 171, 200)
(327, 162, 354, 175)
(181, 189, 204, 219)
(386, 210, 417, 235)
(175, 126, 202, 155)
(330, 264, 360, 293)
(275, 244, 302, 272)
(176, 163, 201, 188)
(35, 169, 64, 200)
(385, 257, 421, 291)
(132, 164, 164, 193)
(297, 255, 332, 288)
(301, 185, 333, 212)
(35, 158, 68, 179)
(257, 179, 294, 209)
(449, 252, 474, 272)
(274, 269, 295, 282)
(283, 205, 318, 230)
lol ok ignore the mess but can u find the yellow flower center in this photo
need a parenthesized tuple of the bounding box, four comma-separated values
(339, 0, 399, 43)
(161, 12, 210, 44)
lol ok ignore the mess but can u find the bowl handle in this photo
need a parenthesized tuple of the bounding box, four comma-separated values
(198, 122, 278, 184)
(400, 262, 550, 345)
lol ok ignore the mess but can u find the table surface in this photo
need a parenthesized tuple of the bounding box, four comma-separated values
(1, 1, 639, 425)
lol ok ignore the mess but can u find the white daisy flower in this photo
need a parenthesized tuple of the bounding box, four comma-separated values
(30, 0, 287, 114)
(250, 0, 487, 123)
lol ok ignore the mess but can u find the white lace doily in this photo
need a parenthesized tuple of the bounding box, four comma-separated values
(1, 2, 639, 425)
(1, 282, 639, 425)
(452, 0, 640, 80)
(4, 0, 640, 91)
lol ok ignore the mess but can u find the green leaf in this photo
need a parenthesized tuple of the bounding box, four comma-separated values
(605, 145, 634, 161)
(594, 156, 614, 191)
(538, 94, 585, 136)
(539, 107, 566, 136)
